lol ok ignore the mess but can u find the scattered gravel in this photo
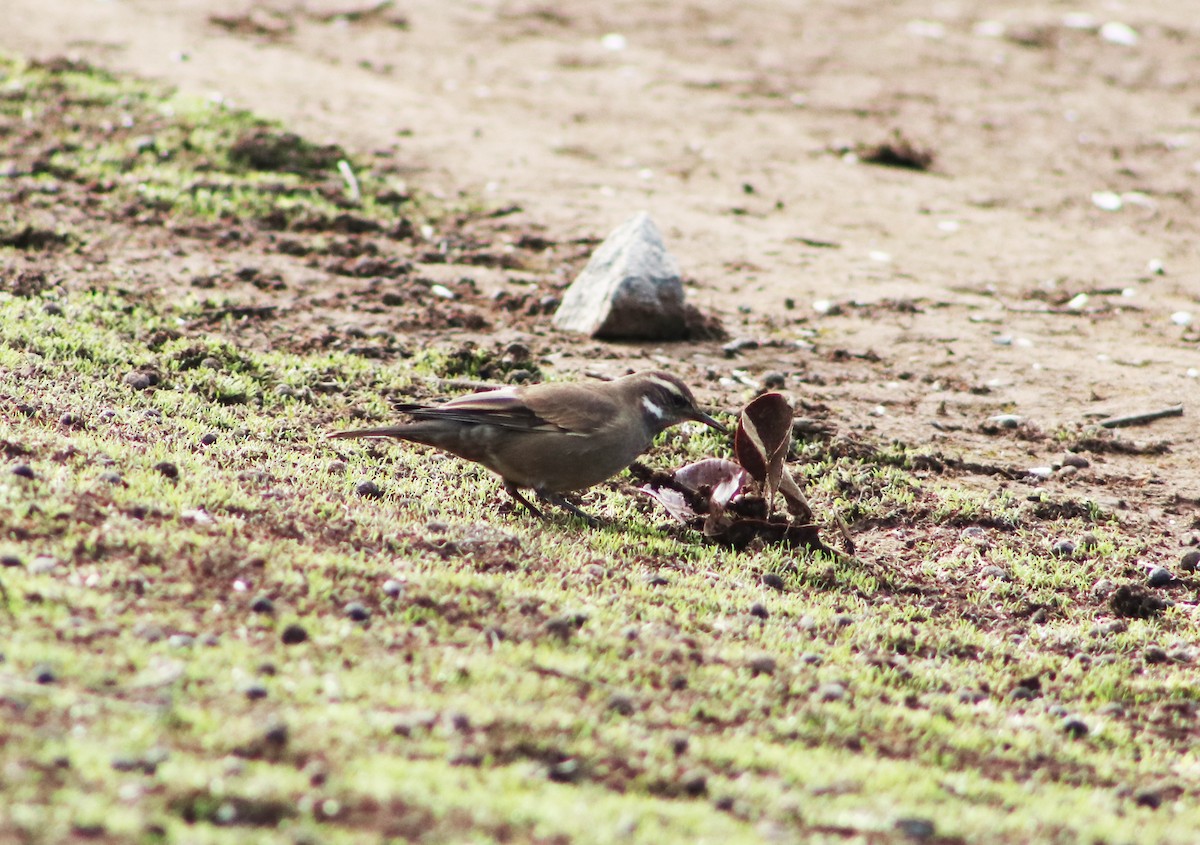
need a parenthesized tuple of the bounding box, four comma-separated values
(344, 601, 370, 622)
(382, 579, 405, 597)
(250, 595, 275, 614)
(1180, 549, 1200, 571)
(11, 464, 35, 479)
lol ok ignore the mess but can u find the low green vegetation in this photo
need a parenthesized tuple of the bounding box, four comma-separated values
(2, 54, 1198, 845)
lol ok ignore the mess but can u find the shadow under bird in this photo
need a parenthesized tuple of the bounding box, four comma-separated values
(328, 370, 725, 523)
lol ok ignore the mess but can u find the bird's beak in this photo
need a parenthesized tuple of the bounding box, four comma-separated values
(691, 409, 727, 434)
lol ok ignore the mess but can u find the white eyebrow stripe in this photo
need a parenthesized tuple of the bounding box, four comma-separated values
(645, 376, 684, 397)
(641, 395, 666, 419)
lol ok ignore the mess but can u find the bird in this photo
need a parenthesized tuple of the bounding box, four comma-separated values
(328, 370, 725, 523)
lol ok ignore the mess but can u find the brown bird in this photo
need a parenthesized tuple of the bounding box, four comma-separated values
(328, 370, 725, 523)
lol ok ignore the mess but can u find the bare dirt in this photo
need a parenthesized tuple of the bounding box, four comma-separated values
(4, 0, 1198, 557)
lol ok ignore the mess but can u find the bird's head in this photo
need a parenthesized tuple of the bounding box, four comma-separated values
(622, 371, 727, 435)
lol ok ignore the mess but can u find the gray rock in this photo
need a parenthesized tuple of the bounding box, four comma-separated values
(1147, 566, 1173, 588)
(552, 212, 688, 340)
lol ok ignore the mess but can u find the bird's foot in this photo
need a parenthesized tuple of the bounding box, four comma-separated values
(536, 490, 601, 529)
(503, 483, 600, 528)
(504, 482, 549, 521)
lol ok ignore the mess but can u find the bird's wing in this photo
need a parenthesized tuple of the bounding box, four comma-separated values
(403, 383, 613, 435)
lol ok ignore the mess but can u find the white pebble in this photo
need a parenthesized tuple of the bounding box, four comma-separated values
(600, 33, 627, 51)
(1091, 191, 1122, 211)
(1099, 21, 1139, 46)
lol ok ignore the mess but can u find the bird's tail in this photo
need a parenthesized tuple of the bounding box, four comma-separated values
(326, 427, 416, 440)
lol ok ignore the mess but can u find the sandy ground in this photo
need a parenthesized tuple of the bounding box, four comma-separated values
(4, 0, 1198, 514)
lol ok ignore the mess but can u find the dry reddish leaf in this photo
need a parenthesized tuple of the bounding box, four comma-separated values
(735, 392, 793, 507)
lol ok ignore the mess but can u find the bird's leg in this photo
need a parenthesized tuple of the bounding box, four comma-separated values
(503, 481, 548, 521)
(536, 490, 600, 528)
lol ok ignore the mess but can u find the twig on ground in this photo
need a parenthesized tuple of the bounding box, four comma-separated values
(1099, 405, 1183, 429)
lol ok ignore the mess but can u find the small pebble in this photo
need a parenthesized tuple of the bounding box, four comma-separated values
(263, 721, 289, 748)
(168, 634, 195, 649)
(642, 572, 670, 587)
(747, 656, 776, 676)
(153, 462, 179, 480)
(199, 432, 218, 446)
(1134, 789, 1163, 809)
(833, 614, 855, 628)
(681, 773, 708, 797)
(607, 694, 635, 716)
(721, 337, 759, 357)
(327, 460, 347, 474)
(748, 602, 769, 619)
(355, 480, 382, 498)
(1062, 453, 1089, 469)
(29, 555, 58, 575)
(800, 652, 822, 665)
(1051, 538, 1076, 558)
(1026, 466, 1054, 480)
(99, 471, 123, 485)
(894, 818, 936, 840)
(59, 412, 83, 428)
(762, 371, 786, 389)
(987, 413, 1022, 429)
(980, 565, 1010, 581)
(250, 595, 275, 614)
(1091, 578, 1116, 597)
(1147, 567, 1173, 588)
(382, 579, 405, 597)
(1062, 718, 1089, 739)
(345, 601, 370, 622)
(961, 526, 988, 545)
(760, 573, 786, 591)
(11, 464, 35, 479)
(1180, 549, 1200, 572)
(280, 623, 308, 645)
(0, 555, 22, 568)
(34, 665, 56, 684)
(1057, 465, 1078, 479)
(133, 621, 165, 642)
(244, 683, 269, 700)
(1143, 646, 1168, 664)
(123, 371, 154, 390)
(816, 682, 846, 702)
(43, 302, 64, 316)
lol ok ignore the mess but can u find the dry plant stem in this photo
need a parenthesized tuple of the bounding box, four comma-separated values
(1098, 406, 1184, 429)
